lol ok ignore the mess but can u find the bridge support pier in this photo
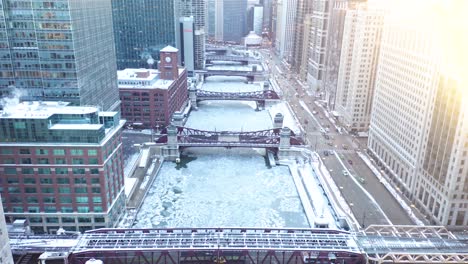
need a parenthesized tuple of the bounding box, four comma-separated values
(278, 127, 296, 159)
(161, 125, 180, 161)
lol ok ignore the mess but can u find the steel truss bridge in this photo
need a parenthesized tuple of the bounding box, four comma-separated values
(195, 89, 280, 102)
(156, 126, 304, 148)
(9, 226, 468, 264)
(198, 69, 264, 79)
(205, 55, 260, 64)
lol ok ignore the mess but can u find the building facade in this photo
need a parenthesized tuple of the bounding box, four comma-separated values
(112, 0, 176, 70)
(0, 102, 126, 234)
(248, 5, 264, 36)
(119, 47, 188, 129)
(0, 194, 13, 264)
(368, 1, 468, 228)
(176, 0, 206, 70)
(291, 0, 312, 72)
(178, 17, 195, 74)
(307, 0, 331, 93)
(275, 0, 298, 61)
(322, 0, 364, 110)
(0, 0, 120, 111)
(223, 0, 248, 42)
(335, 4, 383, 132)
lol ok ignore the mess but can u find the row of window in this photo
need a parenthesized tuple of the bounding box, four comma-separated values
(6, 196, 102, 204)
(4, 186, 101, 194)
(2, 157, 99, 165)
(4, 176, 100, 185)
(0, 148, 98, 156)
(3, 167, 100, 175)
(8, 205, 103, 213)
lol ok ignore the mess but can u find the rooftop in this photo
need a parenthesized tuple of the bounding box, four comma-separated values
(0, 101, 98, 119)
(117, 68, 185, 90)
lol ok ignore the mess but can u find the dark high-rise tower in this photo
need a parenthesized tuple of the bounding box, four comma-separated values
(223, 0, 248, 42)
(0, 0, 120, 111)
(112, 0, 176, 70)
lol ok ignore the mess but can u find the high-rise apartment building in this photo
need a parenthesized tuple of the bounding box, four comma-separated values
(0, 0, 120, 112)
(0, 194, 13, 264)
(322, 0, 364, 110)
(307, 0, 331, 93)
(112, 0, 175, 70)
(176, 0, 206, 70)
(0, 102, 126, 233)
(291, 0, 312, 72)
(248, 5, 264, 36)
(368, 0, 468, 228)
(335, 3, 383, 132)
(275, 0, 298, 61)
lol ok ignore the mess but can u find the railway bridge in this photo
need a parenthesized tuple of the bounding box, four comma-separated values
(11, 226, 468, 264)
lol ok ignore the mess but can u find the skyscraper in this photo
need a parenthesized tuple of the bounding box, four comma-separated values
(322, 0, 364, 110)
(291, 0, 312, 72)
(335, 3, 383, 132)
(275, 0, 298, 61)
(178, 17, 195, 74)
(176, 0, 206, 70)
(0, 0, 120, 111)
(307, 0, 331, 93)
(224, 0, 248, 42)
(368, 0, 468, 228)
(112, 0, 176, 70)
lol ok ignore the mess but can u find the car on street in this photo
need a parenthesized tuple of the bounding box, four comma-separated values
(342, 170, 349, 176)
(312, 111, 317, 115)
(323, 134, 330, 140)
(342, 144, 349, 150)
(348, 159, 353, 165)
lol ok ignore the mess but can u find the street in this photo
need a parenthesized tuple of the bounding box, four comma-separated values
(261, 49, 415, 226)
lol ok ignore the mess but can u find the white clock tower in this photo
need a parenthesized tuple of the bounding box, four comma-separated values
(159, 45, 179, 80)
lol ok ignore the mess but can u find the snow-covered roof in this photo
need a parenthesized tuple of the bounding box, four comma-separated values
(0, 101, 98, 119)
(118, 68, 184, 90)
(160, 45, 178, 53)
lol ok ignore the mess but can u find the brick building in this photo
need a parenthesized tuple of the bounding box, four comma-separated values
(119, 46, 188, 129)
(0, 102, 126, 234)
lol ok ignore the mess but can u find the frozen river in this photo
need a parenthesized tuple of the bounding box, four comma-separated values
(134, 148, 309, 228)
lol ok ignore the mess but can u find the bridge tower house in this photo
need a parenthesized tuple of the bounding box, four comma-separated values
(273, 113, 284, 129)
(162, 125, 180, 161)
(171, 112, 184, 127)
(278, 127, 293, 159)
(189, 82, 198, 110)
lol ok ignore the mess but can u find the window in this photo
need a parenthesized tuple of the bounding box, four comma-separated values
(21, 158, 31, 164)
(78, 207, 90, 213)
(46, 217, 59, 223)
(88, 158, 98, 164)
(55, 158, 66, 164)
(19, 149, 30, 154)
(43, 197, 55, 203)
(0, 149, 13, 155)
(55, 168, 68, 174)
(38, 158, 49, 164)
(58, 187, 70, 194)
(72, 168, 85, 174)
(29, 217, 42, 223)
(57, 178, 69, 184)
(62, 217, 75, 223)
(70, 149, 83, 156)
(91, 187, 101, 193)
(40, 178, 53, 184)
(7, 178, 19, 184)
(74, 177, 86, 184)
(12, 207, 24, 213)
(75, 187, 87, 193)
(3, 158, 15, 164)
(88, 149, 97, 156)
(27, 197, 38, 203)
(78, 216, 91, 221)
(72, 158, 84, 164)
(45, 206, 56, 213)
(21, 168, 34, 174)
(90, 168, 99, 175)
(38, 168, 51, 174)
(92, 197, 102, 203)
(25, 187, 37, 193)
(60, 196, 72, 203)
(94, 217, 105, 223)
(76, 197, 88, 203)
(61, 207, 73, 213)
(94, 206, 103, 212)
(24, 178, 36, 184)
(91, 178, 100, 184)
(53, 149, 65, 155)
(36, 149, 48, 155)
(28, 206, 40, 213)
(4, 168, 16, 175)
(41, 187, 54, 193)
(8, 187, 20, 193)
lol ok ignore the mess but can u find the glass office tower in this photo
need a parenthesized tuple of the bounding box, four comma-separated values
(0, 0, 120, 112)
(112, 0, 176, 70)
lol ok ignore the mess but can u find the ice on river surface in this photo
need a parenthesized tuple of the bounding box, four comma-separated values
(134, 148, 309, 228)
